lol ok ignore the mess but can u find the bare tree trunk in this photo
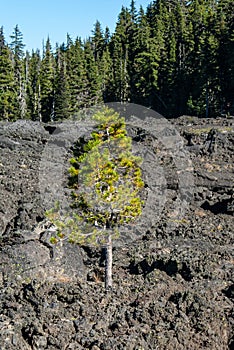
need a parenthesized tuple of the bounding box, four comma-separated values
(206, 80, 209, 118)
(105, 234, 112, 289)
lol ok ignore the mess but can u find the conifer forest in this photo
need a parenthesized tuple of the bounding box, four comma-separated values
(0, 0, 233, 122)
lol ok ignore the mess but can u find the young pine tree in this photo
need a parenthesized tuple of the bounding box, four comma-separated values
(46, 108, 144, 289)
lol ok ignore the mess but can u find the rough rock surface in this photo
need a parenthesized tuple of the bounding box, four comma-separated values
(0, 116, 233, 349)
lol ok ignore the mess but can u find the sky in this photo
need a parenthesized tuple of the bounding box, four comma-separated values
(1, 0, 151, 52)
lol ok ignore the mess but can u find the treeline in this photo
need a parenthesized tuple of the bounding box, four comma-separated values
(0, 0, 233, 121)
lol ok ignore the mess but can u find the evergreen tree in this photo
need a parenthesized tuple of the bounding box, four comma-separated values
(26, 49, 42, 121)
(46, 108, 144, 289)
(100, 46, 115, 102)
(185, 0, 209, 116)
(216, 0, 234, 115)
(66, 33, 73, 51)
(54, 46, 69, 120)
(172, 0, 193, 115)
(145, 0, 169, 112)
(157, 0, 180, 115)
(9, 25, 26, 118)
(66, 37, 89, 115)
(9, 24, 25, 60)
(84, 39, 102, 106)
(104, 26, 111, 45)
(0, 27, 4, 49)
(40, 38, 55, 122)
(131, 6, 159, 106)
(130, 0, 137, 22)
(185, 0, 221, 116)
(0, 27, 17, 120)
(92, 21, 105, 62)
(110, 7, 131, 102)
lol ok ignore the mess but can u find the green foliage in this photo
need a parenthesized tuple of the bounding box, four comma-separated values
(9, 25, 25, 60)
(84, 40, 102, 105)
(40, 38, 55, 122)
(46, 108, 144, 245)
(0, 27, 18, 120)
(9, 25, 27, 119)
(54, 47, 70, 120)
(25, 49, 42, 121)
(0, 0, 234, 121)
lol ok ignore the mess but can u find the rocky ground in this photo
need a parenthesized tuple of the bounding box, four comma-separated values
(0, 114, 233, 350)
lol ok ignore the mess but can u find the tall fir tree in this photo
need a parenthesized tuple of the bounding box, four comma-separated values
(0, 27, 18, 120)
(131, 6, 160, 106)
(100, 45, 115, 102)
(9, 25, 27, 119)
(40, 38, 55, 122)
(66, 37, 89, 115)
(92, 21, 105, 63)
(26, 49, 42, 121)
(84, 39, 102, 106)
(54, 46, 69, 120)
(216, 0, 234, 115)
(109, 6, 132, 102)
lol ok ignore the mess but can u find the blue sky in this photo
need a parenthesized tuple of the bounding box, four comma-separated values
(1, 0, 151, 52)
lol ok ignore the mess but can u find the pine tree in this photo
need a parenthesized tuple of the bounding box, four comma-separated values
(104, 26, 111, 45)
(145, 0, 170, 112)
(185, 0, 208, 116)
(131, 6, 159, 106)
(184, 0, 222, 117)
(54, 46, 69, 120)
(9, 24, 25, 59)
(172, 0, 193, 115)
(0, 27, 4, 49)
(157, 1, 178, 115)
(84, 39, 102, 106)
(109, 7, 131, 102)
(66, 37, 89, 115)
(26, 49, 42, 121)
(216, 0, 234, 115)
(92, 21, 105, 63)
(46, 108, 144, 289)
(128, 0, 140, 101)
(0, 27, 17, 120)
(100, 46, 115, 102)
(40, 38, 55, 122)
(9, 25, 26, 119)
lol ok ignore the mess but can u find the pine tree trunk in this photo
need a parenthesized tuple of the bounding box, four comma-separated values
(105, 234, 112, 289)
(206, 81, 209, 118)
